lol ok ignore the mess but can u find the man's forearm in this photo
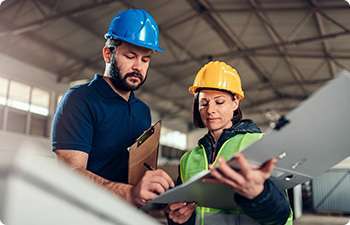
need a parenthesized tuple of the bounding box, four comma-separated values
(75, 168, 134, 204)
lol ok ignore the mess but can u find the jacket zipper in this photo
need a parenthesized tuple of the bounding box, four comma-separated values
(210, 142, 217, 164)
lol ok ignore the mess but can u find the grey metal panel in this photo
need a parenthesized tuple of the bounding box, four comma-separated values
(312, 169, 350, 213)
(236, 72, 350, 189)
(0, 176, 8, 217)
(0, 133, 161, 225)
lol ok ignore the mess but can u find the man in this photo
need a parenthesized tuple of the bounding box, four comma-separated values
(51, 9, 174, 207)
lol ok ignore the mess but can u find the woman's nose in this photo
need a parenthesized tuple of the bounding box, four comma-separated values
(207, 101, 216, 114)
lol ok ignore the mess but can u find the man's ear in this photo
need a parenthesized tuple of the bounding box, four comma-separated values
(102, 47, 112, 63)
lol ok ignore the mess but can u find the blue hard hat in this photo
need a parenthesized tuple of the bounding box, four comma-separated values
(104, 9, 163, 52)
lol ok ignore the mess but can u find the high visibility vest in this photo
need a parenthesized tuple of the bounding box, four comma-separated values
(180, 133, 293, 225)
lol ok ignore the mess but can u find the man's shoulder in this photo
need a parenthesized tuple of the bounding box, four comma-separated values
(70, 81, 94, 94)
(65, 82, 98, 100)
(57, 83, 98, 111)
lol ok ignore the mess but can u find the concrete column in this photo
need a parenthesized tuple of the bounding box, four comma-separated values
(293, 184, 303, 219)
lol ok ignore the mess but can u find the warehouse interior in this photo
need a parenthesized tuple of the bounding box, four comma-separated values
(0, 0, 349, 225)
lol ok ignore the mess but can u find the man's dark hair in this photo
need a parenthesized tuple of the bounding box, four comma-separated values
(104, 39, 121, 49)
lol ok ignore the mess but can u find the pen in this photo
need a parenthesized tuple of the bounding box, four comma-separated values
(144, 163, 155, 171)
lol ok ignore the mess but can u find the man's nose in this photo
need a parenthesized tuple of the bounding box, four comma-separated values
(132, 59, 142, 72)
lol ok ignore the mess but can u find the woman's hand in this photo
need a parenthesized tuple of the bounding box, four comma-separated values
(208, 153, 276, 199)
(168, 202, 196, 224)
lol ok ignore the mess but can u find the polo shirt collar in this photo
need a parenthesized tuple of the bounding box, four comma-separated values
(90, 74, 136, 102)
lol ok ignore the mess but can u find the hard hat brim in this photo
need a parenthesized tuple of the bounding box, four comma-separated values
(104, 33, 164, 52)
(189, 85, 244, 100)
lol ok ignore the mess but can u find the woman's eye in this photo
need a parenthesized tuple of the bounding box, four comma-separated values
(216, 100, 225, 105)
(200, 102, 208, 107)
(125, 54, 134, 59)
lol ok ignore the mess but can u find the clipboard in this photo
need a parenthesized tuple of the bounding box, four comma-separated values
(144, 71, 350, 210)
(128, 121, 161, 185)
(228, 71, 350, 190)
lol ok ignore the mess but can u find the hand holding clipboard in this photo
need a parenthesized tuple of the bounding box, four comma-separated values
(128, 121, 161, 185)
(127, 120, 175, 207)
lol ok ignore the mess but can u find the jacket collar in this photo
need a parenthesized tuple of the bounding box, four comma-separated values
(198, 119, 262, 163)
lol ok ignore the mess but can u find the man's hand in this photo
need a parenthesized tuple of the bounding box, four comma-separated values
(131, 169, 175, 207)
(208, 153, 276, 199)
(168, 202, 196, 224)
(55, 150, 174, 207)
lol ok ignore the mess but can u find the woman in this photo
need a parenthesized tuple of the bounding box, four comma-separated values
(167, 61, 293, 225)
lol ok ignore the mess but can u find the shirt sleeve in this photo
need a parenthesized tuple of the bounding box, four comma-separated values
(51, 89, 94, 153)
(234, 179, 291, 225)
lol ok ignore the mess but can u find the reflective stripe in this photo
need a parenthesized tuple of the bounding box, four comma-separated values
(285, 209, 294, 225)
(195, 211, 293, 225)
(196, 212, 260, 225)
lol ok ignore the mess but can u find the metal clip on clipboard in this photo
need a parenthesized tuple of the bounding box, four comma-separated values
(136, 126, 155, 147)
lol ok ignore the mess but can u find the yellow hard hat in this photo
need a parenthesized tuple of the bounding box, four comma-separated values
(189, 61, 245, 100)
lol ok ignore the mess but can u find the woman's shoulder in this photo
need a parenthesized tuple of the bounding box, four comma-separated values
(234, 119, 262, 133)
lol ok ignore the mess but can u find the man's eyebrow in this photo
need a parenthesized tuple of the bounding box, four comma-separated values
(129, 50, 152, 58)
(127, 51, 137, 55)
(143, 52, 152, 58)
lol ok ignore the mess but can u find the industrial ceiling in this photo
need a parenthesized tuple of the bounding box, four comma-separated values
(0, 0, 349, 132)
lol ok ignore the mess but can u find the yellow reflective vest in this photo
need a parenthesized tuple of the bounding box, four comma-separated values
(180, 133, 293, 225)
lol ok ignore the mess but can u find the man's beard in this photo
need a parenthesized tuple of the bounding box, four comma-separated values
(109, 61, 146, 91)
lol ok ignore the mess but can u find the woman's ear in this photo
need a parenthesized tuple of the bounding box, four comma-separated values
(232, 95, 240, 111)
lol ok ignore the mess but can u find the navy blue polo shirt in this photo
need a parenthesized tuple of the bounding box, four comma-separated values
(52, 74, 151, 183)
